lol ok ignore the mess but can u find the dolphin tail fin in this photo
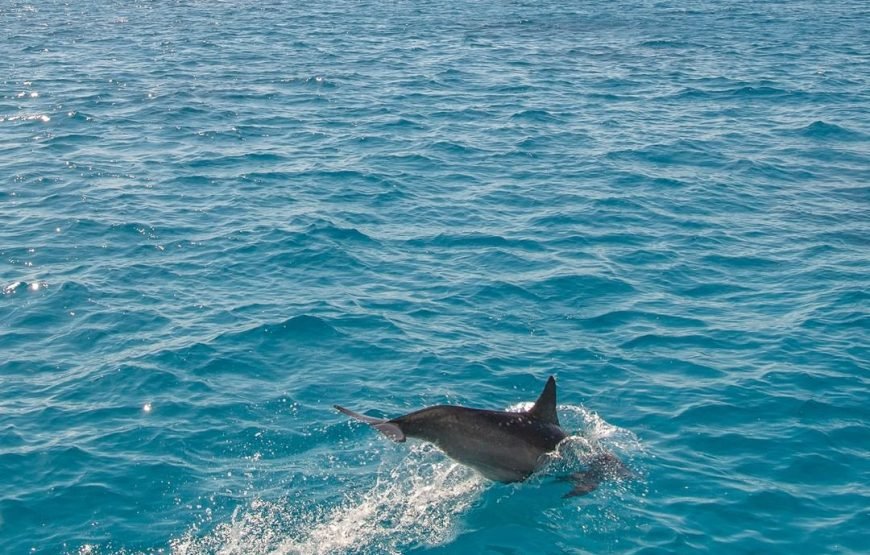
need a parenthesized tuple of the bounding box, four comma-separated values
(528, 375, 560, 427)
(562, 451, 632, 498)
(334, 405, 406, 442)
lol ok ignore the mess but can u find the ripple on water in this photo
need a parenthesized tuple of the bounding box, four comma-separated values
(0, 0, 868, 553)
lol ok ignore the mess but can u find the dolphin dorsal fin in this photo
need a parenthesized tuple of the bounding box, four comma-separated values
(527, 376, 560, 426)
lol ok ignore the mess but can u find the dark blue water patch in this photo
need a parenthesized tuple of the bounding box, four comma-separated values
(575, 309, 707, 330)
(829, 289, 870, 308)
(789, 146, 870, 170)
(525, 211, 593, 230)
(288, 169, 406, 193)
(86, 365, 208, 405)
(183, 151, 286, 170)
(605, 139, 731, 168)
(549, 231, 650, 249)
(524, 273, 635, 302)
(638, 38, 709, 49)
(508, 109, 563, 123)
(801, 310, 869, 331)
(828, 185, 870, 204)
(697, 430, 783, 461)
(724, 157, 821, 183)
(797, 120, 867, 141)
(410, 231, 544, 252)
(611, 172, 691, 189)
(231, 315, 342, 344)
(426, 140, 491, 159)
(330, 312, 408, 341)
(468, 249, 552, 274)
(731, 85, 805, 99)
(701, 253, 784, 271)
(589, 195, 654, 215)
(621, 331, 763, 352)
(362, 151, 444, 173)
(44, 131, 102, 152)
(265, 243, 372, 275)
(373, 116, 430, 131)
(614, 248, 679, 266)
(301, 219, 380, 245)
(778, 451, 860, 486)
(514, 131, 592, 154)
(0, 423, 28, 450)
(826, 424, 870, 458)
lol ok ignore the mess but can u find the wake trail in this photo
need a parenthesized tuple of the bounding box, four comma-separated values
(172, 445, 485, 555)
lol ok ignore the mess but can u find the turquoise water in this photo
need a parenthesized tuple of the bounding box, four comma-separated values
(2, 0, 868, 552)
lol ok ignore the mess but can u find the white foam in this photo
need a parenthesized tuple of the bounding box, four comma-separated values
(171, 445, 485, 555)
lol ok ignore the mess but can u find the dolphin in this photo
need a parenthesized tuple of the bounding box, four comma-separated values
(335, 376, 627, 496)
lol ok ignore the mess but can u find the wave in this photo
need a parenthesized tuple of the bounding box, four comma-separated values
(196, 315, 343, 352)
(638, 39, 708, 49)
(408, 232, 542, 251)
(669, 84, 813, 102)
(509, 109, 562, 123)
(577, 309, 706, 330)
(621, 332, 762, 351)
(798, 120, 866, 141)
(526, 273, 635, 301)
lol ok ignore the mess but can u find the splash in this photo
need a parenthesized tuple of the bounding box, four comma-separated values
(557, 404, 644, 454)
(170, 445, 485, 555)
(170, 404, 642, 554)
(506, 402, 643, 452)
(506, 401, 645, 498)
(552, 404, 644, 476)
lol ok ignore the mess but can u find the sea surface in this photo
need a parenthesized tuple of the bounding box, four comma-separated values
(1, 0, 868, 553)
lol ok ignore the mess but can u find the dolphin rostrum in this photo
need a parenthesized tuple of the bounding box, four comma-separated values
(335, 376, 627, 496)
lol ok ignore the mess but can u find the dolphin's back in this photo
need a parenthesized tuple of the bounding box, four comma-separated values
(395, 406, 566, 482)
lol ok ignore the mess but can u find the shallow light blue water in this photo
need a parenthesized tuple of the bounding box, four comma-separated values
(2, 0, 869, 553)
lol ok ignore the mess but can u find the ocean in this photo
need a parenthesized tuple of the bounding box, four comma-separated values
(1, 0, 868, 553)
